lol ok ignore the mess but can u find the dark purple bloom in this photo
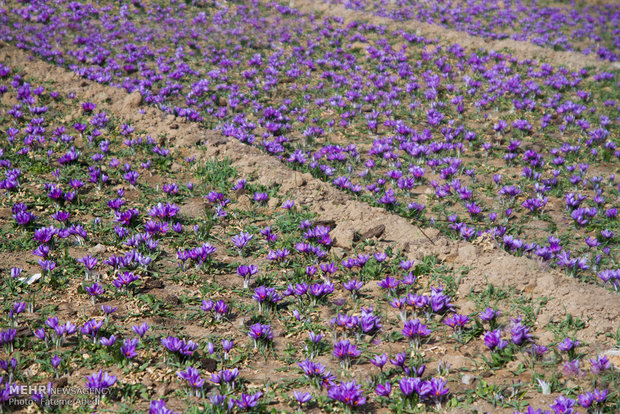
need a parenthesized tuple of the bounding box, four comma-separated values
(121, 338, 139, 359)
(149, 399, 178, 414)
(483, 329, 508, 351)
(590, 355, 611, 374)
(402, 319, 431, 349)
(375, 382, 392, 397)
(253, 192, 269, 203)
(177, 366, 205, 390)
(333, 340, 361, 368)
(233, 392, 262, 410)
(132, 322, 149, 338)
(398, 376, 421, 397)
(427, 377, 449, 401)
(557, 338, 580, 354)
(328, 381, 365, 408)
(370, 353, 388, 370)
(248, 323, 273, 349)
(298, 359, 335, 389)
(293, 391, 312, 407)
(550, 395, 575, 413)
(85, 370, 117, 392)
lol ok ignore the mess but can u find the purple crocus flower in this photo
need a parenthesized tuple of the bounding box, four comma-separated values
(527, 344, 549, 360)
(293, 391, 312, 408)
(390, 351, 407, 369)
(370, 353, 388, 370)
(85, 370, 117, 392)
(248, 323, 273, 350)
(427, 377, 450, 402)
(443, 314, 470, 340)
(332, 340, 361, 369)
(222, 339, 234, 359)
(510, 317, 533, 346)
(590, 355, 611, 374)
(33, 328, 46, 342)
(99, 335, 117, 347)
(177, 366, 205, 394)
(51, 355, 61, 370)
(132, 322, 149, 338)
(549, 395, 575, 414)
(231, 231, 253, 254)
(399, 376, 421, 398)
(101, 305, 117, 316)
(80, 319, 104, 343)
(376, 382, 392, 397)
(149, 399, 178, 414)
(327, 381, 365, 408)
(233, 392, 263, 410)
(479, 307, 501, 328)
(84, 283, 104, 304)
(121, 338, 139, 359)
(253, 192, 269, 203)
(377, 276, 400, 295)
(281, 200, 295, 210)
(343, 279, 363, 298)
(253, 286, 282, 311)
(161, 336, 183, 353)
(557, 338, 580, 359)
(483, 329, 508, 351)
(237, 264, 259, 288)
(77, 255, 98, 272)
(402, 319, 431, 349)
(298, 359, 336, 389)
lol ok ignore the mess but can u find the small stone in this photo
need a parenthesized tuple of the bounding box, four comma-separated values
(332, 247, 346, 259)
(14, 326, 30, 339)
(267, 198, 279, 209)
(164, 294, 180, 305)
(155, 382, 172, 396)
(57, 302, 77, 317)
(331, 226, 354, 249)
(145, 279, 164, 290)
(461, 374, 476, 385)
(359, 224, 385, 240)
(90, 244, 106, 255)
(200, 356, 218, 372)
(237, 317, 251, 328)
(457, 244, 477, 264)
(123, 91, 142, 108)
(53, 377, 68, 388)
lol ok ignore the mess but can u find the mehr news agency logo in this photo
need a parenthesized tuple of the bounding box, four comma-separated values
(8, 383, 109, 407)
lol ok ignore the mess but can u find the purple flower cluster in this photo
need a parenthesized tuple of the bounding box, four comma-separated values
(161, 336, 198, 359)
(323, 0, 619, 61)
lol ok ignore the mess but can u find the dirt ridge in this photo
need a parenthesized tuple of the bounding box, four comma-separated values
(288, 0, 619, 71)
